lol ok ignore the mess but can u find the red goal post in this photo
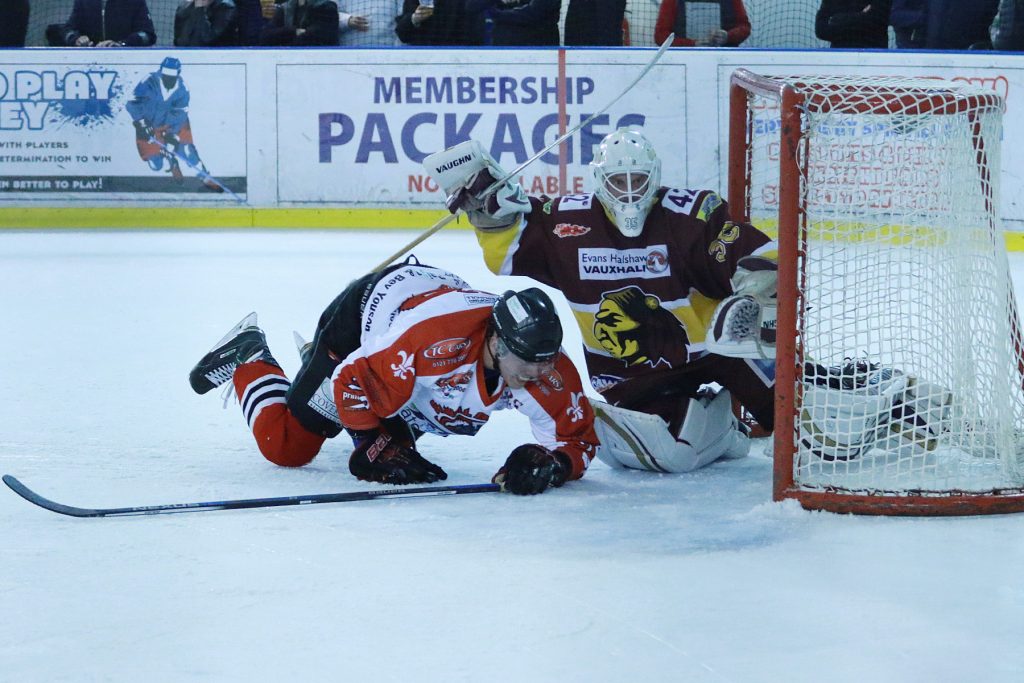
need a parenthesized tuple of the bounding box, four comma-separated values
(728, 68, 1024, 515)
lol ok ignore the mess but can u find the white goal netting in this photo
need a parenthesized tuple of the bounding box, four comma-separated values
(732, 71, 1024, 513)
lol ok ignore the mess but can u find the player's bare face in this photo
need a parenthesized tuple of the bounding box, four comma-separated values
(605, 172, 651, 204)
(500, 353, 555, 389)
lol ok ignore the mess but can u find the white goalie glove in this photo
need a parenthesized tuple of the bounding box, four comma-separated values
(706, 254, 778, 359)
(422, 140, 531, 231)
(592, 389, 750, 473)
(799, 360, 953, 461)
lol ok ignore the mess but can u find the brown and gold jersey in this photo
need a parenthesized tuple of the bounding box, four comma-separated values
(475, 188, 777, 396)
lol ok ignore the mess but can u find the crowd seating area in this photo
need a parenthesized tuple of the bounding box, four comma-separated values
(5, 0, 1015, 50)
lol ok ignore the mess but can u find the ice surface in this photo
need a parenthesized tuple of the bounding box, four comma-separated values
(2, 231, 1022, 682)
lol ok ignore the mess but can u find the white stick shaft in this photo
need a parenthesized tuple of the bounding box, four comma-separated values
(372, 34, 676, 273)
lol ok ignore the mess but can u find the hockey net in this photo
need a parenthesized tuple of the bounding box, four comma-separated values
(728, 69, 1024, 515)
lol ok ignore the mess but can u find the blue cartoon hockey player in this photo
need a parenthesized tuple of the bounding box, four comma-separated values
(126, 57, 222, 192)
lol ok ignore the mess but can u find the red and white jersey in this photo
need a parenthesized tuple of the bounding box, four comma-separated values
(332, 265, 598, 479)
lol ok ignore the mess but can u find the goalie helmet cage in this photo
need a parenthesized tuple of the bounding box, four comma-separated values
(728, 69, 1024, 515)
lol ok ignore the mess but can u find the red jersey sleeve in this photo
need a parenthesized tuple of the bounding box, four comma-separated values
(519, 353, 599, 480)
(333, 344, 417, 432)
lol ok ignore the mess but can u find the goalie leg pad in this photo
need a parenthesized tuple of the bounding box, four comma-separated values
(879, 377, 952, 455)
(799, 366, 909, 460)
(800, 361, 953, 460)
(593, 391, 749, 473)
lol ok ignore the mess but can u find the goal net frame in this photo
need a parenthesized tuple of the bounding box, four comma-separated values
(727, 68, 1024, 515)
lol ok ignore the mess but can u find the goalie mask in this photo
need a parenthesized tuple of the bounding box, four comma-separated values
(591, 127, 662, 238)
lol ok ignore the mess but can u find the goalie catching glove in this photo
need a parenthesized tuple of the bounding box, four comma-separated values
(348, 425, 447, 485)
(493, 444, 570, 495)
(706, 253, 778, 359)
(423, 140, 530, 231)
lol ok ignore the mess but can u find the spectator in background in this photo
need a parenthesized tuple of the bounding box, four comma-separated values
(1, 0, 30, 46)
(338, 0, 401, 45)
(396, 0, 480, 45)
(815, 0, 891, 48)
(564, 0, 625, 45)
(59, 0, 157, 46)
(923, 0, 998, 49)
(175, 0, 240, 45)
(992, 0, 1024, 50)
(889, 0, 926, 47)
(262, 0, 340, 44)
(654, 0, 750, 47)
(235, 0, 265, 44)
(464, 0, 560, 45)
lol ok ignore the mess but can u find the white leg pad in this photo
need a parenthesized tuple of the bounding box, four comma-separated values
(593, 390, 750, 473)
(799, 369, 911, 460)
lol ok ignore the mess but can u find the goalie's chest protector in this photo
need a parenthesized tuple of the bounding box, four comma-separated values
(506, 189, 760, 388)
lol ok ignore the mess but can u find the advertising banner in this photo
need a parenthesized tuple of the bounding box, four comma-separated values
(275, 55, 687, 205)
(0, 55, 247, 200)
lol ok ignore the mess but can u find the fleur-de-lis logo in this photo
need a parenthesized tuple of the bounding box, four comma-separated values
(566, 391, 585, 422)
(390, 350, 414, 379)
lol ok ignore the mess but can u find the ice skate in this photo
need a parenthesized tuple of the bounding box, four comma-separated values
(189, 313, 277, 395)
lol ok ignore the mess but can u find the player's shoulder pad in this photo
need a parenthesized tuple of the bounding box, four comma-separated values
(659, 188, 724, 223)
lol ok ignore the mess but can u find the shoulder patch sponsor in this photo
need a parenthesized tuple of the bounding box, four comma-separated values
(578, 245, 671, 280)
(697, 191, 724, 223)
(553, 223, 591, 238)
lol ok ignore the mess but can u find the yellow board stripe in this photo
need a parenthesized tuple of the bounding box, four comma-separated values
(2, 208, 1023, 251)
(752, 220, 1024, 252)
(0, 207, 476, 231)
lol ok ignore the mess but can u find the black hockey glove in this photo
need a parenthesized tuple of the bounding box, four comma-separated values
(349, 430, 447, 485)
(133, 119, 154, 140)
(493, 444, 570, 495)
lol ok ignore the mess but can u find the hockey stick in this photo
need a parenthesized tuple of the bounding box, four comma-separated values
(371, 33, 676, 272)
(2, 474, 500, 518)
(148, 137, 245, 203)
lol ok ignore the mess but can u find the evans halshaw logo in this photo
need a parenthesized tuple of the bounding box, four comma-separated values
(578, 245, 672, 280)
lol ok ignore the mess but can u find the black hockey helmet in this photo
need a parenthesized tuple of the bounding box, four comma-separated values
(491, 288, 563, 362)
